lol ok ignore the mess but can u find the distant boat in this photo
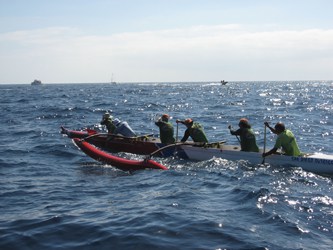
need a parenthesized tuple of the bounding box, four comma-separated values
(221, 80, 228, 85)
(31, 79, 42, 85)
(110, 73, 117, 84)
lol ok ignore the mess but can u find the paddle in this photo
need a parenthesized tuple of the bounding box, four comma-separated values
(262, 124, 267, 164)
(176, 122, 179, 143)
(228, 125, 241, 144)
(235, 135, 240, 144)
(173, 121, 179, 151)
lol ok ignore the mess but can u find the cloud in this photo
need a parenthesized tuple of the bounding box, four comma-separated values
(0, 25, 333, 83)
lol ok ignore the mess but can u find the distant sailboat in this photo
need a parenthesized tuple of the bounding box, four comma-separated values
(110, 73, 117, 84)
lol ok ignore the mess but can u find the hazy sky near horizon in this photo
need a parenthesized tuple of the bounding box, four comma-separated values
(0, 0, 332, 84)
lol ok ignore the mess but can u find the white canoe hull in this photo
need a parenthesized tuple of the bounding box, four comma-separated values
(180, 144, 333, 175)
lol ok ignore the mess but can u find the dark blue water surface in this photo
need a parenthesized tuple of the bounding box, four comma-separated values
(1, 81, 333, 250)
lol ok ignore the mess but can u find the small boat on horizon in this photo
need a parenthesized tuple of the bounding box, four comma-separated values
(31, 79, 42, 85)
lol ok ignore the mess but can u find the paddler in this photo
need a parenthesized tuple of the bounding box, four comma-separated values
(263, 122, 301, 157)
(176, 118, 208, 143)
(228, 118, 259, 152)
(155, 114, 176, 144)
(100, 112, 116, 133)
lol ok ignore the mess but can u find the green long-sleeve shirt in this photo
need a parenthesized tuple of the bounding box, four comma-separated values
(181, 122, 208, 143)
(155, 120, 175, 144)
(230, 127, 259, 152)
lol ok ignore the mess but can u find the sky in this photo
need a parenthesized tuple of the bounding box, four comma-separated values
(0, 0, 332, 84)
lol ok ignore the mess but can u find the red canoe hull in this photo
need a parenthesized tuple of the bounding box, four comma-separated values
(73, 138, 168, 171)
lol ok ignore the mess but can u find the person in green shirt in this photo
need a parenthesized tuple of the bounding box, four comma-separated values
(100, 112, 116, 133)
(176, 118, 208, 143)
(155, 114, 175, 144)
(228, 118, 259, 152)
(263, 122, 301, 157)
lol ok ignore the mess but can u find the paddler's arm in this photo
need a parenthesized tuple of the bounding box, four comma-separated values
(228, 125, 240, 135)
(176, 119, 190, 142)
(262, 147, 278, 157)
(179, 129, 191, 142)
(264, 122, 278, 134)
(155, 119, 167, 127)
(176, 119, 185, 125)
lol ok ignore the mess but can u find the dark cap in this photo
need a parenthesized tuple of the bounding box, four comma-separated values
(239, 118, 249, 125)
(274, 122, 285, 132)
(184, 118, 193, 124)
(161, 114, 170, 121)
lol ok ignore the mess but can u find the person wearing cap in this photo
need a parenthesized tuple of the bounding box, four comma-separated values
(263, 122, 301, 157)
(100, 112, 116, 133)
(176, 118, 208, 143)
(155, 114, 175, 144)
(228, 118, 259, 152)
(112, 118, 137, 137)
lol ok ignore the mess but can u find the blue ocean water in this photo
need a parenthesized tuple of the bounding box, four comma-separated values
(1, 81, 333, 250)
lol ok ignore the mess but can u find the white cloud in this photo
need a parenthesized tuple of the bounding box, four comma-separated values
(0, 25, 333, 83)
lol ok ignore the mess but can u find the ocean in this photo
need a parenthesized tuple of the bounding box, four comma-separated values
(1, 81, 332, 250)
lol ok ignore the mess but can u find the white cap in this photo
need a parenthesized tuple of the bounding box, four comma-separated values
(103, 112, 110, 119)
(113, 118, 121, 126)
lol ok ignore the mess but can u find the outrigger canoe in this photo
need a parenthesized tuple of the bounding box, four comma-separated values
(73, 138, 168, 171)
(63, 127, 333, 175)
(179, 144, 333, 175)
(61, 126, 180, 157)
